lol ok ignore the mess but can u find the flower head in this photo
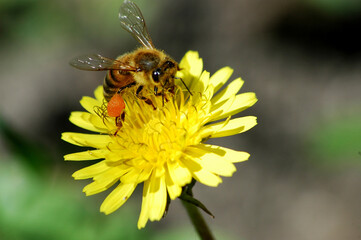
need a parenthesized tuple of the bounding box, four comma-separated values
(62, 51, 257, 228)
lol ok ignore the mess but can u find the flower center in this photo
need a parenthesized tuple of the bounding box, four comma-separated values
(108, 88, 199, 166)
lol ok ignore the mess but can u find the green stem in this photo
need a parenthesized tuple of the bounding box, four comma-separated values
(181, 199, 215, 240)
(180, 179, 215, 240)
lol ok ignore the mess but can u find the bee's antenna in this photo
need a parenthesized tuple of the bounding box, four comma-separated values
(162, 81, 166, 106)
(175, 77, 192, 95)
(162, 88, 165, 106)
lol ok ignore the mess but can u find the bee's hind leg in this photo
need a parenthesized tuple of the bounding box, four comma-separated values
(136, 85, 156, 110)
(114, 111, 125, 136)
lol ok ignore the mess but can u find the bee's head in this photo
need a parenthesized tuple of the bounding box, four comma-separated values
(151, 60, 178, 88)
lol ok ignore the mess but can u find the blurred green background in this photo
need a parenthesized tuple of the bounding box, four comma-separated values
(0, 0, 360, 239)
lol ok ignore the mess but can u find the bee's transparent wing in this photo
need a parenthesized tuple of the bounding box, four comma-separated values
(70, 54, 136, 71)
(119, 0, 155, 49)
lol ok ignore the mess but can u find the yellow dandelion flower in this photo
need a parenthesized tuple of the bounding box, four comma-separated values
(62, 51, 257, 229)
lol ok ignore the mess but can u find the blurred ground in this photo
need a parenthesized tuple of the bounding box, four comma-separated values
(1, 0, 361, 239)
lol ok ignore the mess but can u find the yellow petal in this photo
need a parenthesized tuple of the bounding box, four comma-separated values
(120, 164, 153, 183)
(83, 180, 114, 196)
(83, 179, 116, 196)
(200, 116, 257, 138)
(192, 168, 223, 187)
(209, 67, 233, 93)
(165, 168, 182, 200)
(94, 85, 104, 102)
(148, 173, 167, 221)
(100, 182, 137, 214)
(178, 51, 203, 79)
(93, 164, 130, 181)
(64, 149, 109, 161)
(61, 132, 112, 148)
(191, 70, 210, 95)
(196, 144, 250, 163)
(210, 95, 235, 119)
(210, 92, 258, 121)
(69, 112, 108, 133)
(167, 160, 192, 187)
(191, 71, 211, 105)
(186, 145, 236, 177)
(105, 149, 138, 162)
(211, 77, 244, 105)
(69, 112, 111, 133)
(177, 51, 203, 94)
(80, 96, 102, 114)
(137, 169, 168, 229)
(83, 164, 131, 195)
(182, 155, 222, 187)
(202, 81, 214, 103)
(138, 179, 151, 229)
(181, 154, 202, 172)
(72, 161, 110, 180)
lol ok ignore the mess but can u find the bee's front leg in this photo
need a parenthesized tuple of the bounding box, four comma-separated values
(136, 85, 156, 110)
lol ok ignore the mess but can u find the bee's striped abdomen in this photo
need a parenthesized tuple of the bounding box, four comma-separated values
(103, 70, 135, 102)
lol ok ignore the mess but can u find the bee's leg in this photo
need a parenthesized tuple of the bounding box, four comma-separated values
(154, 86, 168, 107)
(120, 111, 125, 122)
(160, 79, 174, 105)
(136, 85, 156, 110)
(170, 85, 175, 94)
(114, 111, 125, 136)
(154, 86, 158, 95)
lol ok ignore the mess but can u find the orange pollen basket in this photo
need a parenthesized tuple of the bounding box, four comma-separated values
(107, 94, 126, 117)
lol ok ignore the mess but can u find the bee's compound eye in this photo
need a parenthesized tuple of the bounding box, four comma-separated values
(152, 68, 161, 82)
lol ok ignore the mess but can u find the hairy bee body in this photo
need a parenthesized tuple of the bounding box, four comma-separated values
(103, 48, 178, 102)
(70, 0, 188, 131)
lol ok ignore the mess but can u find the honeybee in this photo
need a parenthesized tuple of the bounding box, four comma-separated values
(70, 0, 189, 127)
